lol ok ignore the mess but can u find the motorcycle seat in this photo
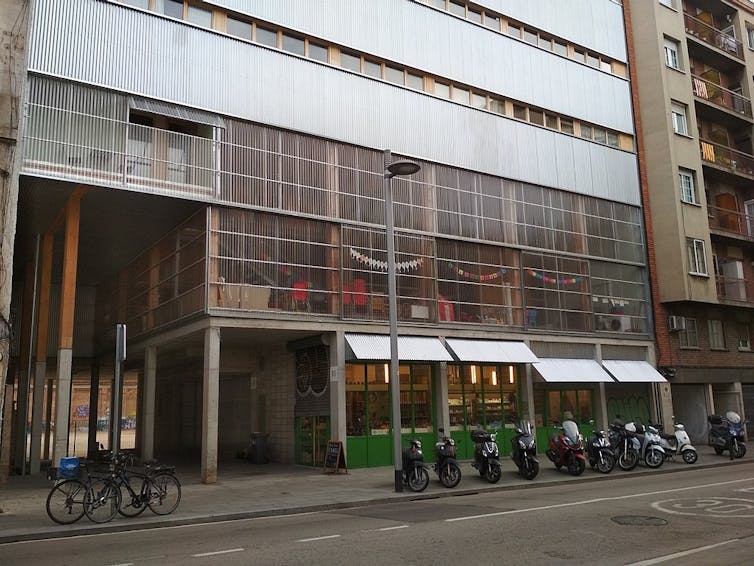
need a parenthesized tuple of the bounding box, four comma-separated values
(659, 432, 675, 441)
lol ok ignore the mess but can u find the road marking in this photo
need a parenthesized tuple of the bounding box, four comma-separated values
(107, 563, 134, 566)
(191, 548, 244, 557)
(624, 538, 739, 565)
(446, 476, 754, 523)
(297, 534, 341, 543)
(377, 525, 409, 531)
(652, 497, 754, 518)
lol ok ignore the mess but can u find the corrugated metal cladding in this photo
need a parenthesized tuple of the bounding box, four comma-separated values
(208, 0, 632, 132)
(28, 1, 641, 205)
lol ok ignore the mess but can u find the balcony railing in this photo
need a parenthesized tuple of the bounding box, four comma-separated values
(685, 13, 744, 60)
(700, 139, 754, 177)
(692, 74, 752, 118)
(716, 274, 754, 303)
(707, 204, 754, 239)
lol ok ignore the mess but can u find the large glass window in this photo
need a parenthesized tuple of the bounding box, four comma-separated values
(545, 389, 593, 426)
(591, 261, 648, 334)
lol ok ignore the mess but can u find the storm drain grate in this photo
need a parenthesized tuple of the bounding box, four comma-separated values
(611, 515, 668, 526)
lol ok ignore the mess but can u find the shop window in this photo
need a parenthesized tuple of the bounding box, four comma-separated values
(547, 389, 593, 425)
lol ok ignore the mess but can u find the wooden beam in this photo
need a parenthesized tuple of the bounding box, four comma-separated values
(58, 192, 82, 350)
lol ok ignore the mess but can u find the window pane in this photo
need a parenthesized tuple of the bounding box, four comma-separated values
(364, 59, 381, 78)
(308, 41, 328, 63)
(156, 0, 183, 19)
(227, 17, 252, 40)
(539, 35, 552, 50)
(452, 86, 470, 104)
(508, 23, 521, 38)
(600, 60, 612, 72)
(607, 132, 619, 147)
(187, 5, 211, 27)
(571, 48, 586, 62)
(485, 14, 500, 30)
(122, 0, 149, 8)
(490, 98, 505, 114)
(546, 114, 558, 129)
(561, 119, 574, 134)
(586, 53, 600, 68)
(435, 82, 451, 99)
(594, 128, 607, 144)
(282, 34, 306, 56)
(449, 1, 466, 17)
(406, 72, 424, 90)
(256, 25, 278, 47)
(529, 110, 544, 126)
(471, 93, 487, 110)
(580, 124, 593, 139)
(384, 65, 404, 84)
(553, 41, 568, 56)
(513, 104, 527, 120)
(340, 51, 361, 72)
(468, 8, 482, 24)
(524, 28, 538, 44)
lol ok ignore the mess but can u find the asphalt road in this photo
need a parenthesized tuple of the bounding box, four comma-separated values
(2, 464, 754, 566)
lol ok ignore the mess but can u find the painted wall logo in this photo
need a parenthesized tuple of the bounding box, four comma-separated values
(652, 497, 754, 518)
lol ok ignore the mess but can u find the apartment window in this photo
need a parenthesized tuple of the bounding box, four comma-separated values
(709, 319, 726, 350)
(155, 0, 183, 19)
(187, 5, 211, 27)
(671, 102, 688, 135)
(545, 114, 558, 129)
(679, 169, 697, 203)
(513, 104, 527, 120)
(471, 93, 487, 110)
(580, 124, 593, 140)
(282, 34, 306, 57)
(308, 41, 329, 63)
(748, 27, 754, 50)
(406, 72, 424, 90)
(256, 25, 278, 48)
(340, 51, 361, 72)
(738, 323, 751, 350)
(607, 132, 619, 147)
(687, 238, 708, 275)
(553, 41, 568, 57)
(484, 14, 500, 30)
(226, 17, 252, 40)
(364, 59, 382, 79)
(680, 318, 699, 348)
(664, 38, 681, 70)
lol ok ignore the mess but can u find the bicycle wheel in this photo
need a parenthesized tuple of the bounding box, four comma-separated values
(147, 473, 181, 515)
(84, 478, 122, 524)
(46, 479, 87, 524)
(118, 475, 149, 517)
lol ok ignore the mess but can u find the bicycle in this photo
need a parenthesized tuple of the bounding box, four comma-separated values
(45, 459, 111, 524)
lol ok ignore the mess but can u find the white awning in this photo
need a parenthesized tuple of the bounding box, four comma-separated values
(445, 339, 538, 363)
(533, 358, 615, 383)
(344, 334, 453, 362)
(602, 360, 667, 383)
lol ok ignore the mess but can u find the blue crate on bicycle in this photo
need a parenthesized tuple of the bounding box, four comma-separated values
(59, 456, 80, 479)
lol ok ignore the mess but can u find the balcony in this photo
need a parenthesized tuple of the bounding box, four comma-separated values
(716, 274, 754, 304)
(707, 204, 754, 240)
(700, 140, 754, 179)
(684, 13, 744, 61)
(692, 74, 752, 118)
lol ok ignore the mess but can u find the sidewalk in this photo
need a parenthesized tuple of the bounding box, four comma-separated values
(0, 447, 751, 544)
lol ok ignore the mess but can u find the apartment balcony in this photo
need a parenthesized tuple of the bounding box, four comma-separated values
(684, 13, 744, 67)
(707, 204, 754, 241)
(716, 274, 754, 305)
(700, 139, 754, 181)
(692, 74, 752, 120)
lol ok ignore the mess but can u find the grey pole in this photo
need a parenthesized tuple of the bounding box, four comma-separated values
(112, 324, 126, 456)
(384, 149, 403, 493)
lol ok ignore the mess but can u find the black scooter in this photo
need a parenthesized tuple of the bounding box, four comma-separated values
(433, 428, 462, 488)
(585, 429, 615, 473)
(510, 420, 539, 480)
(401, 438, 429, 492)
(470, 429, 502, 483)
(709, 411, 748, 460)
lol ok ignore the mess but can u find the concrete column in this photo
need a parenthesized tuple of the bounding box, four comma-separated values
(86, 362, 99, 459)
(53, 349, 73, 461)
(29, 361, 46, 473)
(705, 383, 715, 416)
(594, 344, 608, 431)
(328, 331, 346, 443)
(653, 381, 675, 433)
(201, 327, 220, 484)
(435, 361, 450, 434)
(142, 346, 157, 461)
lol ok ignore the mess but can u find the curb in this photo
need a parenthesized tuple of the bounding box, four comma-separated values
(1, 457, 750, 545)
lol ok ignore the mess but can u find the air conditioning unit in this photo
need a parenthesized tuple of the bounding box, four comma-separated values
(668, 316, 686, 332)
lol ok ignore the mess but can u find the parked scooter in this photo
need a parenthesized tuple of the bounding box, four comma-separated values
(545, 419, 586, 476)
(401, 438, 429, 492)
(656, 418, 697, 464)
(433, 428, 462, 487)
(585, 428, 615, 473)
(708, 411, 748, 460)
(471, 429, 502, 483)
(510, 419, 539, 480)
(626, 421, 665, 468)
(608, 419, 640, 471)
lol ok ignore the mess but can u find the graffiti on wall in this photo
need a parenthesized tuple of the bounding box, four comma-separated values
(607, 395, 651, 424)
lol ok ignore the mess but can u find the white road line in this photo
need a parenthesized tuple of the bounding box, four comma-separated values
(297, 534, 341, 543)
(624, 538, 739, 566)
(191, 548, 244, 557)
(107, 563, 134, 566)
(377, 525, 410, 531)
(446, 476, 754, 523)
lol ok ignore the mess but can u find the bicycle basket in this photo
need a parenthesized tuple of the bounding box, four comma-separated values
(59, 457, 81, 479)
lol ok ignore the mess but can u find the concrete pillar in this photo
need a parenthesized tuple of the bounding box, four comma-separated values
(53, 349, 73, 461)
(31, 232, 53, 470)
(328, 331, 346, 443)
(522, 341, 536, 428)
(594, 344, 608, 431)
(652, 381, 674, 433)
(86, 362, 99, 459)
(29, 361, 46, 473)
(435, 361, 450, 434)
(201, 327, 220, 484)
(705, 383, 715, 416)
(142, 346, 157, 461)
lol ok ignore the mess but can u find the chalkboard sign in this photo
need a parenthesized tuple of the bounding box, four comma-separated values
(323, 440, 347, 474)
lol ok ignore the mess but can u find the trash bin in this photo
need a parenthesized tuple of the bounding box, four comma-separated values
(248, 432, 269, 464)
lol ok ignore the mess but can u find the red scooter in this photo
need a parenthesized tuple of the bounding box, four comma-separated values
(545, 419, 586, 476)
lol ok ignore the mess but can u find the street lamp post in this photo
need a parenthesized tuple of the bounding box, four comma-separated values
(383, 149, 421, 493)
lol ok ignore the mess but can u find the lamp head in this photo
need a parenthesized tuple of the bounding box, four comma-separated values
(386, 159, 421, 178)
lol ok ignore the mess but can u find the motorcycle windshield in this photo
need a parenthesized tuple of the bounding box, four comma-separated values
(562, 421, 580, 443)
(726, 411, 742, 424)
(517, 420, 533, 436)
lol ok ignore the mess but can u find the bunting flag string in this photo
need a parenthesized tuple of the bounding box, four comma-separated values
(349, 247, 423, 273)
(527, 269, 584, 285)
(446, 262, 506, 281)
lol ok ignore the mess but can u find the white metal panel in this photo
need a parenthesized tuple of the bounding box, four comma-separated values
(445, 339, 539, 363)
(344, 334, 453, 362)
(602, 360, 667, 383)
(533, 358, 615, 383)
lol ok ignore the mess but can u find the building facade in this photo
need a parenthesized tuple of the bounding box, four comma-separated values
(628, 0, 754, 442)
(6, 0, 668, 481)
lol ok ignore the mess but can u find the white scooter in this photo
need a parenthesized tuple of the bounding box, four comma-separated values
(657, 418, 697, 464)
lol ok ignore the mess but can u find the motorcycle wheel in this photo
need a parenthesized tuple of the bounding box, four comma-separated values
(568, 457, 585, 476)
(485, 464, 501, 484)
(714, 447, 724, 455)
(644, 448, 664, 469)
(440, 462, 462, 488)
(596, 453, 615, 474)
(521, 460, 539, 480)
(407, 467, 429, 492)
(618, 449, 639, 471)
(733, 443, 747, 459)
(681, 449, 698, 464)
